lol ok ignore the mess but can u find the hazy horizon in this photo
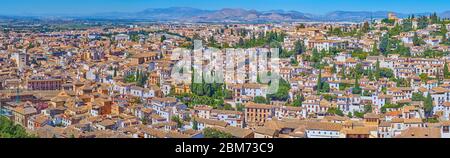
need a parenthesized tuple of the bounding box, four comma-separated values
(1, 0, 450, 16)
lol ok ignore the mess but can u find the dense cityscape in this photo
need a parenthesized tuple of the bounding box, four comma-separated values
(1, 10, 450, 138)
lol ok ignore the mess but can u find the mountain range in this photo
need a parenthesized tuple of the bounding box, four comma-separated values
(4, 7, 450, 22)
(89, 7, 450, 22)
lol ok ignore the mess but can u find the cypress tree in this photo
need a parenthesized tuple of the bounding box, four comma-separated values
(424, 93, 433, 118)
(317, 69, 322, 94)
(444, 61, 449, 79)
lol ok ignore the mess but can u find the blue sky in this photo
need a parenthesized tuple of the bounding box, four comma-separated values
(1, 0, 449, 15)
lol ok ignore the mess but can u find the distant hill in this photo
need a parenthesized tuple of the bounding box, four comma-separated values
(91, 8, 312, 22)
(136, 7, 214, 20)
(192, 8, 312, 22)
(91, 7, 212, 20)
(440, 11, 450, 18)
(318, 11, 432, 22)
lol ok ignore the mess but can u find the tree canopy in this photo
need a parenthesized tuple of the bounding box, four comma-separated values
(203, 128, 233, 138)
(0, 116, 36, 138)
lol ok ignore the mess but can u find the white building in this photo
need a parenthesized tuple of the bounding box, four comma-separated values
(305, 122, 342, 138)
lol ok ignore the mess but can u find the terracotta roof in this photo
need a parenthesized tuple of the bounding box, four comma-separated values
(255, 127, 280, 136)
(306, 121, 342, 131)
(264, 119, 307, 130)
(391, 118, 404, 123)
(245, 102, 273, 109)
(404, 118, 423, 124)
(386, 110, 402, 116)
(364, 113, 379, 119)
(431, 87, 449, 93)
(323, 116, 348, 122)
(379, 121, 392, 127)
(218, 126, 253, 138)
(441, 121, 450, 126)
(395, 127, 441, 138)
(343, 127, 370, 135)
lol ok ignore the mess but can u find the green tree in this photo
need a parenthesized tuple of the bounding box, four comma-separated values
(160, 35, 167, 42)
(329, 27, 343, 36)
(238, 37, 245, 46)
(253, 96, 268, 104)
(396, 78, 410, 87)
(192, 119, 199, 130)
(136, 71, 148, 87)
(290, 58, 299, 66)
(267, 76, 291, 101)
(370, 42, 380, 56)
(374, 60, 381, 79)
(417, 16, 429, 29)
(331, 64, 337, 74)
(320, 82, 330, 93)
(141, 117, 148, 125)
(412, 92, 425, 101)
(235, 104, 245, 112)
(208, 36, 218, 47)
(430, 12, 439, 24)
(340, 65, 347, 79)
(378, 68, 394, 79)
(361, 21, 370, 33)
(395, 43, 411, 57)
(124, 73, 136, 83)
(368, 67, 375, 81)
(382, 18, 395, 25)
(445, 61, 450, 79)
(317, 69, 322, 94)
(352, 77, 362, 95)
(413, 33, 424, 46)
(424, 93, 433, 118)
(419, 73, 429, 83)
(311, 48, 321, 63)
(389, 23, 402, 36)
(221, 104, 233, 110)
(364, 104, 373, 113)
(293, 40, 306, 55)
(292, 94, 304, 107)
(296, 24, 306, 29)
(327, 107, 344, 116)
(379, 34, 390, 56)
(422, 49, 445, 58)
(440, 24, 448, 37)
(347, 112, 353, 118)
(351, 49, 369, 60)
(402, 18, 413, 32)
(171, 116, 183, 129)
(203, 128, 233, 138)
(0, 116, 35, 138)
(354, 111, 365, 118)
